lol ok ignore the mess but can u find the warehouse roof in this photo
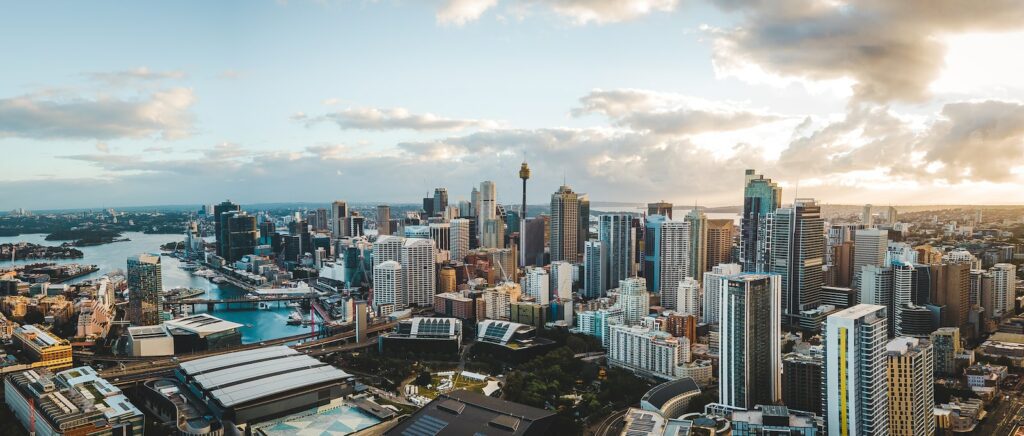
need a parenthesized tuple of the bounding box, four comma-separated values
(179, 346, 351, 408)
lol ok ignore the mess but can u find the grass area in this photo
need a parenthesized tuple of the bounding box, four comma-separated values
(418, 373, 490, 399)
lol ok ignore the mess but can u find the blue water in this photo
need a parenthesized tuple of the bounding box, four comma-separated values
(0, 232, 311, 343)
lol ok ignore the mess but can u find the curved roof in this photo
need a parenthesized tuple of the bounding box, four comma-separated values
(641, 377, 700, 410)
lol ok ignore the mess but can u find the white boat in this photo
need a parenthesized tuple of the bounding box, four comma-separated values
(287, 302, 301, 308)
(287, 311, 303, 325)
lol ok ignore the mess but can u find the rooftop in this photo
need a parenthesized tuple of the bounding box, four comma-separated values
(385, 390, 555, 436)
(641, 378, 700, 411)
(164, 313, 243, 337)
(179, 346, 352, 408)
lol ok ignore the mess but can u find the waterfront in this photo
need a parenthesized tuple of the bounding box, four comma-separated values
(0, 232, 311, 343)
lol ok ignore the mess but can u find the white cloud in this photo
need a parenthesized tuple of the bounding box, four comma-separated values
(436, 0, 678, 26)
(0, 87, 196, 140)
(298, 106, 501, 131)
(437, 0, 499, 25)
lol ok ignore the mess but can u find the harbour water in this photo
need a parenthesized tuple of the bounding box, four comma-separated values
(0, 232, 311, 343)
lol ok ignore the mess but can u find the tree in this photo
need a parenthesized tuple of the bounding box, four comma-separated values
(414, 371, 432, 386)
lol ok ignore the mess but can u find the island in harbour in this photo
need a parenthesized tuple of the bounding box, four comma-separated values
(0, 242, 84, 261)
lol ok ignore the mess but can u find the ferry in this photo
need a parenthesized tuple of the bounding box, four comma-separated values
(286, 311, 303, 325)
(181, 262, 200, 271)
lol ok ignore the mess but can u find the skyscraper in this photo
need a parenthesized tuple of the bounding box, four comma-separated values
(433, 187, 449, 217)
(449, 218, 470, 262)
(479, 181, 496, 243)
(550, 185, 580, 262)
(862, 204, 874, 227)
(331, 200, 349, 237)
(373, 260, 404, 312)
(853, 228, 888, 291)
(677, 277, 700, 317)
(373, 235, 403, 269)
(481, 217, 505, 249)
(519, 161, 531, 267)
(740, 169, 781, 273)
(617, 277, 650, 326)
(577, 193, 590, 257)
(524, 267, 550, 305)
(770, 198, 825, 326)
(886, 337, 935, 436)
(931, 263, 970, 329)
(643, 215, 690, 310)
(599, 213, 635, 296)
(401, 238, 436, 307)
(685, 208, 708, 283)
(782, 351, 823, 415)
(705, 219, 734, 271)
(991, 263, 1015, 317)
(859, 265, 894, 336)
(127, 254, 162, 326)
(719, 273, 781, 410)
(429, 222, 451, 252)
(825, 304, 890, 436)
(647, 201, 673, 219)
(551, 261, 573, 300)
(223, 212, 257, 263)
(583, 240, 605, 299)
(930, 327, 962, 376)
(213, 200, 240, 257)
(376, 205, 391, 236)
(703, 263, 741, 324)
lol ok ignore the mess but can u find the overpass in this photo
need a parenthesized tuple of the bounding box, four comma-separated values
(160, 294, 315, 311)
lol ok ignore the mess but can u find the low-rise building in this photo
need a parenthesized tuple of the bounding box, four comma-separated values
(608, 324, 691, 381)
(934, 397, 985, 433)
(12, 324, 72, 370)
(979, 332, 1024, 365)
(164, 313, 243, 353)
(640, 378, 702, 419)
(475, 319, 556, 362)
(386, 390, 555, 435)
(730, 405, 819, 435)
(433, 291, 485, 321)
(965, 363, 1007, 398)
(378, 317, 462, 357)
(509, 300, 548, 329)
(176, 346, 355, 427)
(4, 366, 145, 435)
(574, 307, 623, 348)
(127, 325, 175, 356)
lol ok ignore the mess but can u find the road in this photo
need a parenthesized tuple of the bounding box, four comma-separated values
(978, 391, 1024, 435)
(592, 407, 628, 436)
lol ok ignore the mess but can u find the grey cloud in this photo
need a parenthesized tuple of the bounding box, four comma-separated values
(574, 89, 782, 134)
(0, 88, 196, 140)
(710, 0, 1024, 102)
(299, 107, 498, 131)
(922, 100, 1024, 182)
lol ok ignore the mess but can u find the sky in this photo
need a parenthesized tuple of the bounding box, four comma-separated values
(3, 0, 1024, 210)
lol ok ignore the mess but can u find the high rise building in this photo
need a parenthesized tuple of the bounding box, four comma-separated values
(859, 265, 894, 336)
(521, 217, 546, 267)
(376, 205, 391, 236)
(401, 238, 436, 307)
(608, 324, 691, 380)
(647, 201, 673, 219)
(373, 235, 403, 268)
(331, 200, 349, 237)
(886, 337, 935, 436)
(583, 240, 605, 299)
(213, 200, 241, 257)
(862, 204, 874, 227)
(578, 193, 590, 257)
(719, 273, 782, 409)
(618, 277, 650, 326)
(769, 198, 825, 326)
(706, 219, 734, 271)
(991, 263, 1015, 317)
(643, 215, 690, 310)
(479, 181, 497, 244)
(930, 327, 963, 376)
(550, 185, 580, 262)
(223, 212, 257, 262)
(551, 261, 574, 300)
(685, 208, 708, 282)
(599, 213, 635, 295)
(677, 277, 700, 317)
(702, 263, 741, 324)
(429, 222, 451, 252)
(853, 228, 888, 291)
(373, 260, 404, 312)
(740, 169, 781, 273)
(782, 351, 823, 415)
(524, 267, 550, 305)
(481, 217, 505, 249)
(345, 212, 365, 238)
(449, 218, 470, 262)
(825, 304, 890, 436)
(127, 254, 162, 326)
(433, 187, 449, 217)
(576, 307, 623, 348)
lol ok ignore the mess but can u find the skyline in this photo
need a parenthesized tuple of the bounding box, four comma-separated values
(5, 1, 1024, 209)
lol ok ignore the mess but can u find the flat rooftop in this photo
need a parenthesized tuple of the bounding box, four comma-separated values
(179, 346, 352, 408)
(164, 313, 243, 337)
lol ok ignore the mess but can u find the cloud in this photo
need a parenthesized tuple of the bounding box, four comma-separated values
(436, 0, 677, 25)
(95, 142, 110, 153)
(921, 100, 1024, 182)
(297, 106, 500, 131)
(86, 67, 186, 85)
(708, 0, 1024, 102)
(0, 88, 196, 140)
(437, 0, 499, 25)
(574, 88, 783, 134)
